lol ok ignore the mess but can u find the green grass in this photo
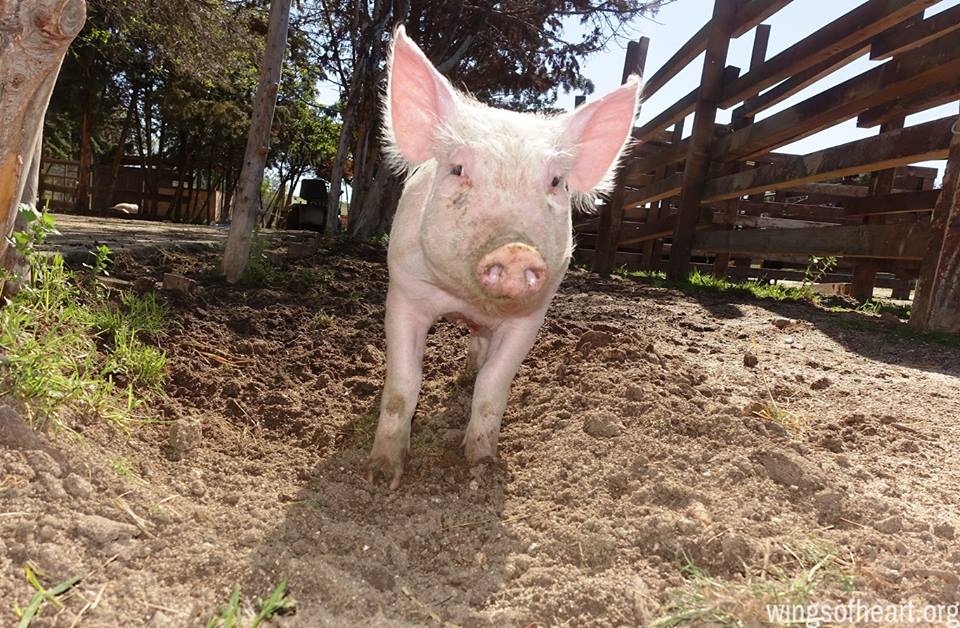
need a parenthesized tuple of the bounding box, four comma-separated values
(652, 539, 854, 627)
(309, 310, 334, 329)
(615, 264, 960, 347)
(111, 456, 136, 478)
(14, 563, 81, 627)
(238, 233, 286, 287)
(753, 395, 811, 438)
(619, 267, 814, 303)
(206, 580, 295, 628)
(0, 210, 170, 430)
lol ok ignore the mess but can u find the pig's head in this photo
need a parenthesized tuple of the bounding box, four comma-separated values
(385, 26, 639, 313)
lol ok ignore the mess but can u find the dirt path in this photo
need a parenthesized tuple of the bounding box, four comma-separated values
(2, 230, 959, 626)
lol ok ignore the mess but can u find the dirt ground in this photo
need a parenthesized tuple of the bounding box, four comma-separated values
(2, 231, 960, 626)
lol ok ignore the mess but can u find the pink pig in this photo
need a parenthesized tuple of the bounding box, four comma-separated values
(367, 26, 640, 488)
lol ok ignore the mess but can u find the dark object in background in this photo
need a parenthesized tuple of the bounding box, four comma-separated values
(286, 178, 337, 232)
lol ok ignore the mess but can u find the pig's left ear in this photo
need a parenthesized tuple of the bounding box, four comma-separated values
(562, 77, 640, 192)
(384, 25, 458, 165)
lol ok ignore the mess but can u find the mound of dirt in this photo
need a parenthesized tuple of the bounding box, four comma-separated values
(2, 238, 959, 626)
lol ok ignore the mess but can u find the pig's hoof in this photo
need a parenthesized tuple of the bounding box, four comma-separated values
(464, 434, 499, 468)
(365, 451, 405, 490)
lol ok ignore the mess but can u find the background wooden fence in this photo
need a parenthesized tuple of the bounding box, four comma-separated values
(39, 157, 225, 223)
(574, 0, 960, 332)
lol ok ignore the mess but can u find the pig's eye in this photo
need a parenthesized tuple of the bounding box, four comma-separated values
(551, 176, 562, 188)
(450, 164, 463, 177)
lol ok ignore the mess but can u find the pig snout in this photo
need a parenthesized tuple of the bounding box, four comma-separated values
(476, 243, 547, 300)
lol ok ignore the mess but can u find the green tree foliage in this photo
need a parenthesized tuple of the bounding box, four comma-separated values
(44, 0, 340, 223)
(44, 0, 662, 229)
(306, 0, 669, 238)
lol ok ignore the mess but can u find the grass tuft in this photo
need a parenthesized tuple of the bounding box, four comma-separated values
(652, 539, 854, 627)
(205, 581, 295, 628)
(0, 209, 169, 430)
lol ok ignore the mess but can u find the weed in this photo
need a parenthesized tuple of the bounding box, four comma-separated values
(252, 580, 295, 627)
(111, 456, 136, 478)
(0, 213, 167, 430)
(83, 243, 113, 278)
(652, 540, 854, 627)
(368, 233, 390, 248)
(102, 326, 166, 388)
(206, 581, 295, 628)
(309, 310, 334, 329)
(801, 255, 837, 290)
(753, 395, 810, 438)
(238, 232, 288, 287)
(206, 584, 242, 628)
(13, 562, 81, 627)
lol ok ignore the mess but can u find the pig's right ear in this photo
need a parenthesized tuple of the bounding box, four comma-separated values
(384, 25, 457, 165)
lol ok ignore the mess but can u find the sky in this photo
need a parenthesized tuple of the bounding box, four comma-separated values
(568, 0, 960, 180)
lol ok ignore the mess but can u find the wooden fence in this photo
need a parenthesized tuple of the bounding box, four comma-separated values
(575, 0, 960, 333)
(38, 157, 225, 223)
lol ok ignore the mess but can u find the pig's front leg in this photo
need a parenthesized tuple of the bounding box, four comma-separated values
(463, 315, 544, 466)
(366, 287, 432, 489)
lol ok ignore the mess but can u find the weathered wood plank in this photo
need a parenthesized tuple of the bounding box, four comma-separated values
(719, 0, 935, 109)
(714, 199, 849, 222)
(633, 85, 698, 143)
(778, 183, 870, 199)
(714, 30, 960, 161)
(732, 0, 792, 37)
(619, 208, 713, 247)
(857, 78, 960, 128)
(703, 116, 954, 202)
(910, 118, 960, 332)
(843, 190, 940, 217)
(641, 23, 707, 101)
(714, 213, 840, 229)
(871, 3, 960, 60)
(734, 43, 867, 120)
(694, 223, 930, 260)
(593, 37, 649, 276)
(623, 172, 683, 207)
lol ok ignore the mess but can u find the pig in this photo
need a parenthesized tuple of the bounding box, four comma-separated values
(367, 25, 640, 488)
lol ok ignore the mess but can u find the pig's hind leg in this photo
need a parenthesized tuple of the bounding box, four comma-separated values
(366, 288, 432, 489)
(463, 317, 542, 467)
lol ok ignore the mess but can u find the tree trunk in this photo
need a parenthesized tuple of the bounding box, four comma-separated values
(104, 87, 139, 208)
(222, 0, 292, 283)
(76, 96, 93, 212)
(1, 134, 43, 299)
(0, 0, 86, 278)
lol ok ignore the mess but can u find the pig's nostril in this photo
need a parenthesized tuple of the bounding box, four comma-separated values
(484, 264, 504, 283)
(524, 268, 541, 287)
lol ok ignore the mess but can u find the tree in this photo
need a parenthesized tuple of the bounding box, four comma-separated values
(223, 0, 293, 284)
(1, 0, 87, 282)
(309, 0, 668, 238)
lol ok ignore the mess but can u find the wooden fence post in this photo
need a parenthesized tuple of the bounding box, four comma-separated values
(667, 0, 737, 281)
(713, 23, 770, 277)
(852, 116, 906, 301)
(592, 37, 649, 276)
(910, 116, 960, 333)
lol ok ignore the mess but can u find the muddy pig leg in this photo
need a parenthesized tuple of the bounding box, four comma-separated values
(463, 315, 543, 466)
(366, 287, 432, 489)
